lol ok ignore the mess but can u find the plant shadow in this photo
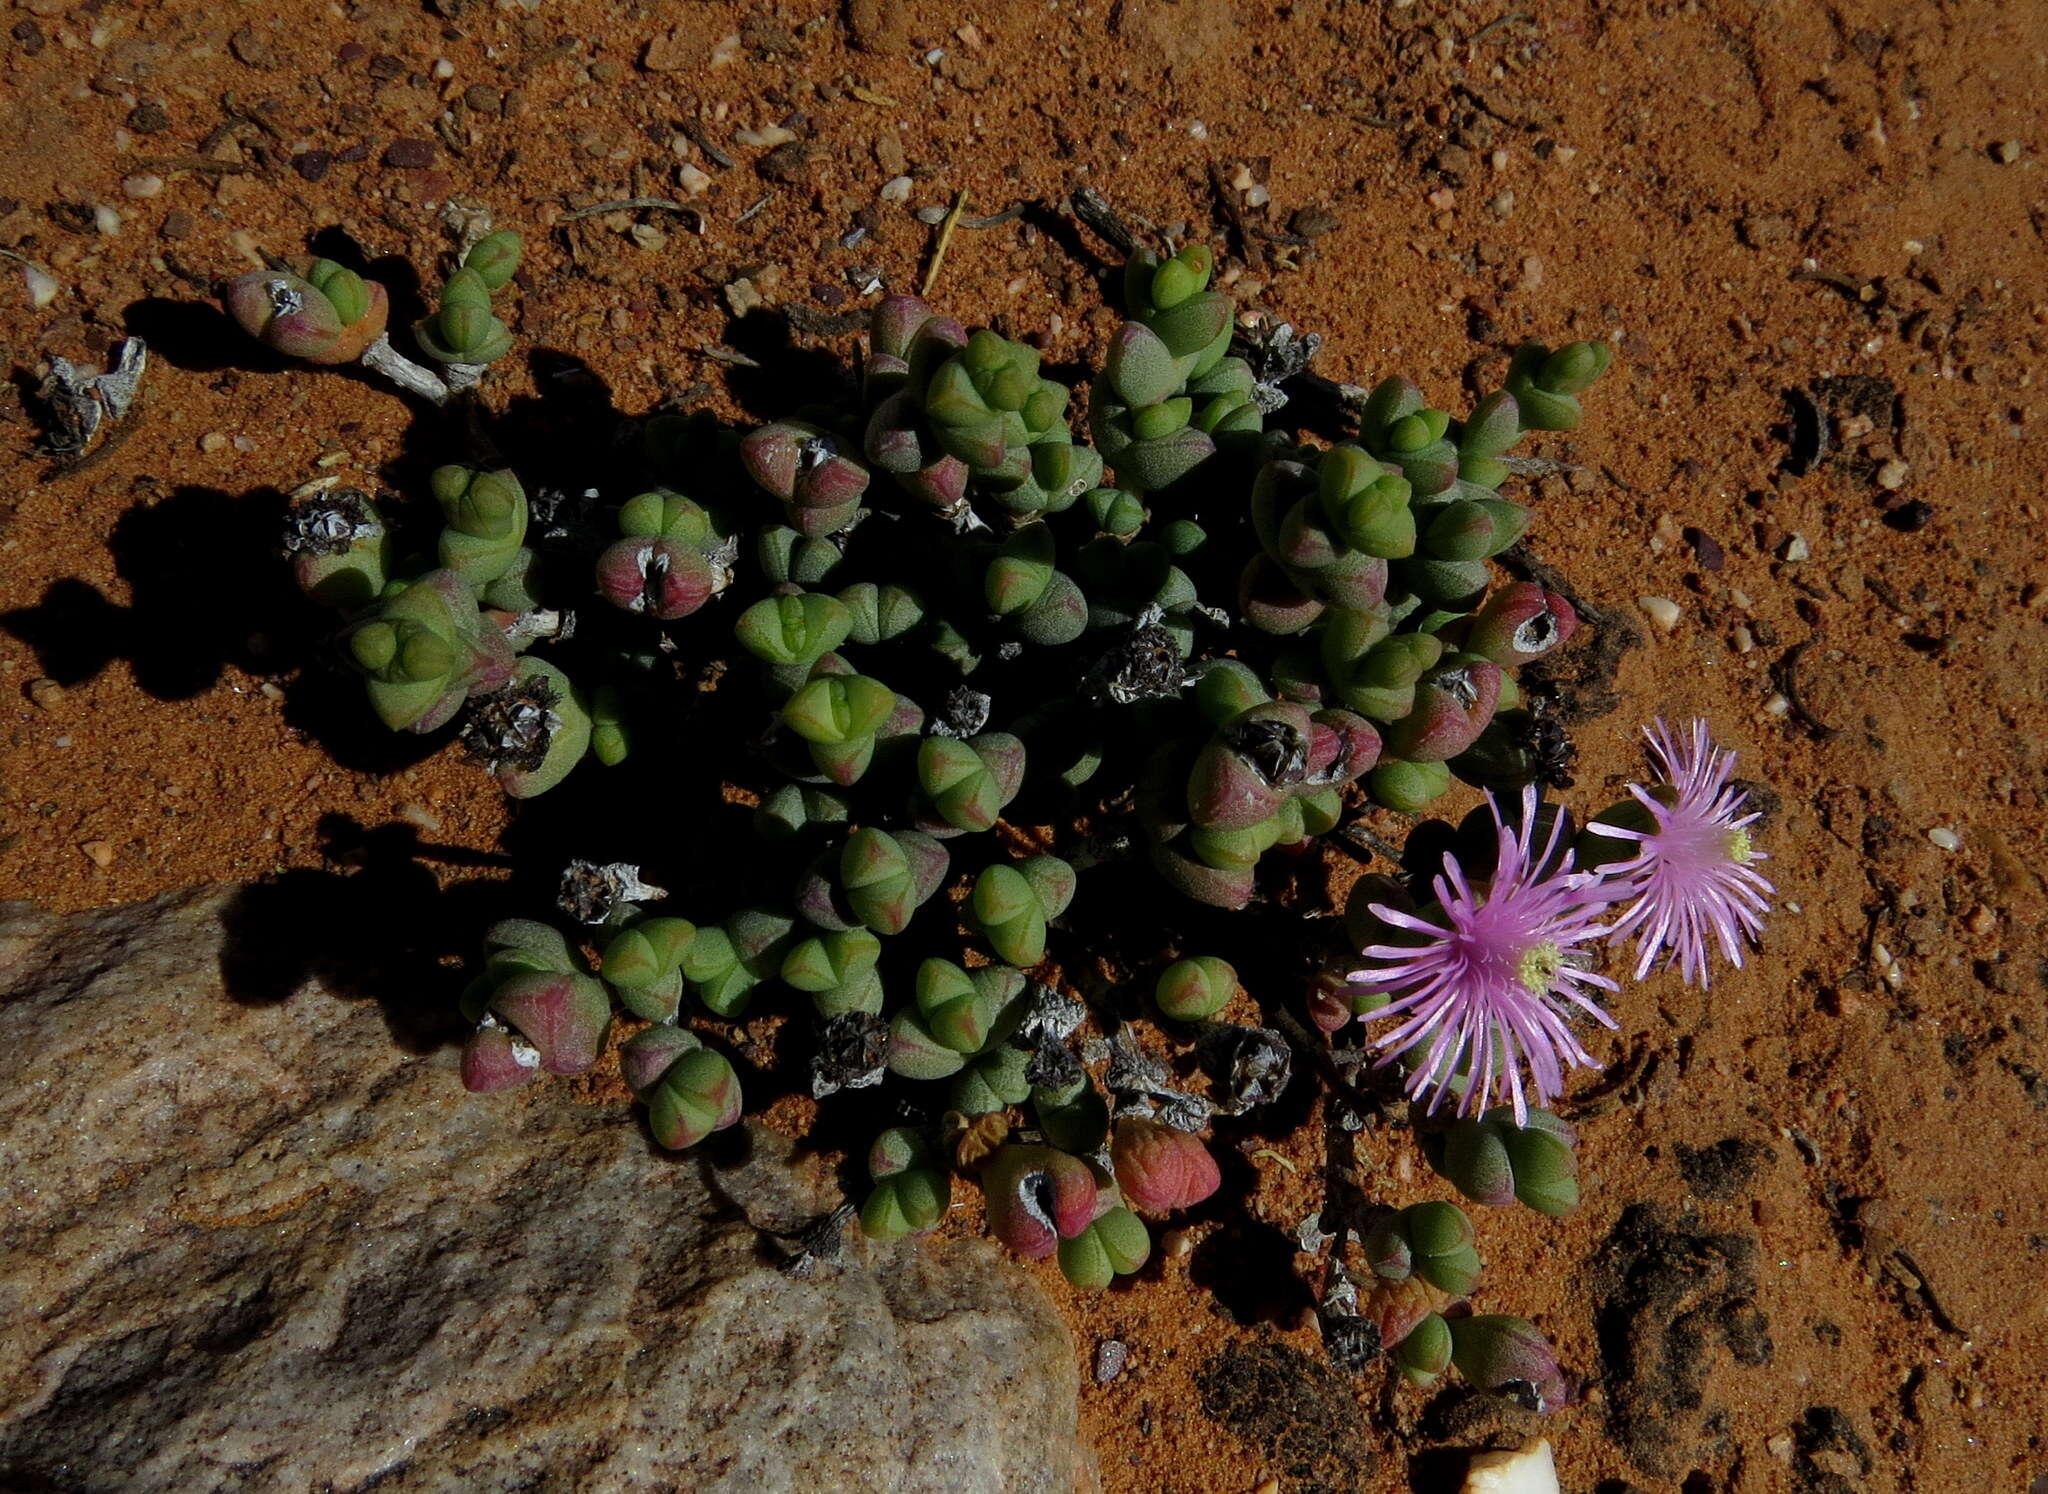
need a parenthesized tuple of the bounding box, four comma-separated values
(217, 814, 523, 1051)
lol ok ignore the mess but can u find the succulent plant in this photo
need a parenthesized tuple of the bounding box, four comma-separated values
(1033, 1071, 1110, 1154)
(966, 855, 1075, 967)
(480, 968, 611, 1076)
(914, 732, 1026, 835)
(982, 1144, 1099, 1260)
(742, 419, 872, 538)
(622, 1024, 743, 1150)
(1393, 1311, 1453, 1386)
(886, 957, 1023, 1080)
(798, 827, 949, 935)
(596, 489, 730, 620)
(601, 914, 697, 1022)
(780, 926, 883, 1017)
(464, 657, 593, 798)
(415, 265, 514, 367)
(984, 522, 1089, 646)
(780, 673, 907, 786)
(343, 569, 515, 732)
(1056, 1201, 1151, 1289)
(1363, 1201, 1483, 1296)
(234, 223, 1641, 1339)
(462, 229, 523, 292)
(433, 465, 530, 587)
(1504, 340, 1614, 432)
(861, 1126, 952, 1239)
(282, 481, 390, 611)
(1153, 955, 1238, 1022)
(680, 907, 796, 1017)
(1111, 1115, 1221, 1213)
(1446, 1314, 1571, 1412)
(1425, 1106, 1581, 1216)
(225, 260, 389, 365)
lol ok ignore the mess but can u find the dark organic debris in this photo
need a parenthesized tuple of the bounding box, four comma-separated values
(1195, 1339, 1375, 1494)
(1104, 1027, 1212, 1131)
(771, 1202, 857, 1278)
(1592, 1203, 1774, 1477)
(1233, 319, 1323, 415)
(1067, 184, 1137, 257)
(1771, 640, 1842, 743)
(1081, 622, 1185, 706)
(1198, 1023, 1293, 1113)
(811, 1010, 889, 1098)
(557, 859, 667, 924)
(1502, 546, 1642, 724)
(1675, 1137, 1777, 1201)
(1791, 1405, 1874, 1493)
(37, 337, 148, 457)
(460, 673, 564, 775)
(930, 685, 993, 738)
(282, 486, 381, 559)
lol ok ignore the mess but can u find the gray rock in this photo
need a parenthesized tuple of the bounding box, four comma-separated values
(0, 888, 1096, 1494)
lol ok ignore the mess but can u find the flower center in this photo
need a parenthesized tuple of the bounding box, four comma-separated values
(1724, 826, 1754, 866)
(1516, 941, 1564, 994)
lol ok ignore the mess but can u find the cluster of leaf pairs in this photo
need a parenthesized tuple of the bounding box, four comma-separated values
(246, 235, 1616, 1351)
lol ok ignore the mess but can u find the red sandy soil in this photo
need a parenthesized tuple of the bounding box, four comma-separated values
(3, 1, 2045, 1490)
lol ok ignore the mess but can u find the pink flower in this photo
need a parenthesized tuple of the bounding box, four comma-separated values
(1348, 785, 1620, 1124)
(1591, 719, 1772, 988)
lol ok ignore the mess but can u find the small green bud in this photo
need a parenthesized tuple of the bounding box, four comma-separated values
(1056, 1205, 1150, 1290)
(463, 230, 523, 291)
(737, 592, 854, 667)
(1395, 1312, 1453, 1386)
(1369, 758, 1453, 812)
(781, 673, 895, 745)
(1154, 955, 1238, 1021)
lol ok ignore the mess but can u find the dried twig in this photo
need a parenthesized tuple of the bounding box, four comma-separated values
(1772, 640, 1841, 742)
(961, 203, 1027, 231)
(134, 155, 258, 177)
(1205, 160, 1263, 270)
(678, 119, 737, 170)
(920, 190, 970, 297)
(1067, 185, 1138, 257)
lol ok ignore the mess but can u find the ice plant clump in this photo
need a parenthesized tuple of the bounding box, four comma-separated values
(218, 216, 1700, 1346)
(1348, 785, 1620, 1124)
(1585, 718, 1774, 987)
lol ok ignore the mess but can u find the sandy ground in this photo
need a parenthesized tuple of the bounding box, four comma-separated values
(2, 0, 2045, 1489)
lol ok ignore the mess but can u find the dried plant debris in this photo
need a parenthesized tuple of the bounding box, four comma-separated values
(557, 859, 668, 923)
(38, 337, 147, 456)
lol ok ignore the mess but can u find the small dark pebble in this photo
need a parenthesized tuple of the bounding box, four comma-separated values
(126, 100, 170, 134)
(383, 137, 437, 169)
(755, 141, 818, 183)
(1684, 526, 1726, 571)
(292, 150, 332, 183)
(230, 25, 273, 68)
(334, 141, 370, 164)
(337, 41, 367, 64)
(1289, 205, 1341, 238)
(11, 19, 45, 55)
(367, 53, 405, 81)
(46, 201, 97, 236)
(1883, 500, 1934, 533)
(463, 83, 504, 114)
(810, 282, 846, 307)
(159, 211, 194, 240)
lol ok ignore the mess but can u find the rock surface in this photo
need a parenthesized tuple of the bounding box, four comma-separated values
(0, 887, 1095, 1494)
